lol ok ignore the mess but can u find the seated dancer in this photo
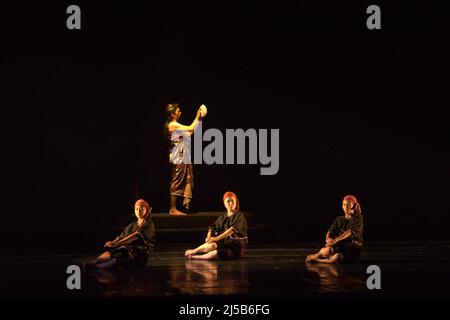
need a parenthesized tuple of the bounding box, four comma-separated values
(164, 103, 204, 215)
(306, 194, 363, 264)
(86, 199, 156, 269)
(184, 191, 248, 260)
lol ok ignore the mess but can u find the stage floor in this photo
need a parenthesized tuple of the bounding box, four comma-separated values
(1, 241, 449, 300)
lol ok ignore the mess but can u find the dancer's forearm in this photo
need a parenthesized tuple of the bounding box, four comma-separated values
(188, 116, 201, 132)
(211, 228, 235, 242)
(110, 231, 140, 247)
(329, 230, 352, 246)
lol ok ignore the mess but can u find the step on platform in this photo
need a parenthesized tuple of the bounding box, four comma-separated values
(111, 211, 270, 244)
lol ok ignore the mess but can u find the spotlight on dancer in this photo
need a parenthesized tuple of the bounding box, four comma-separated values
(164, 103, 205, 215)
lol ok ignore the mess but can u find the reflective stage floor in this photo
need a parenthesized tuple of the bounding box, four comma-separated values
(1, 241, 449, 300)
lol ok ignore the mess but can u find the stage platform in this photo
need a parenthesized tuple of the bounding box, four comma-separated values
(114, 211, 265, 233)
(109, 211, 271, 245)
(1, 241, 449, 300)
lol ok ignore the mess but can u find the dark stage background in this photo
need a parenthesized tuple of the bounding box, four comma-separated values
(1, 1, 449, 253)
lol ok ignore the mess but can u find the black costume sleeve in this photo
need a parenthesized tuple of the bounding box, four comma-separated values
(138, 220, 156, 247)
(349, 215, 363, 242)
(230, 212, 248, 237)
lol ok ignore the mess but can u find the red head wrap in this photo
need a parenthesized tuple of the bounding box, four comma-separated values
(223, 191, 240, 212)
(343, 194, 362, 215)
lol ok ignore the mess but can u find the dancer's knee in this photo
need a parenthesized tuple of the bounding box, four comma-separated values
(319, 247, 331, 257)
(330, 253, 343, 264)
(210, 250, 218, 259)
(96, 251, 111, 262)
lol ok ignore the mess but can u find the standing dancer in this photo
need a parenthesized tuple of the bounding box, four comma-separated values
(184, 191, 248, 260)
(164, 103, 204, 215)
(306, 194, 363, 264)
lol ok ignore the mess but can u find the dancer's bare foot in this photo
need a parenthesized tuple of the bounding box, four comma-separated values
(185, 249, 195, 257)
(170, 209, 187, 216)
(305, 255, 317, 263)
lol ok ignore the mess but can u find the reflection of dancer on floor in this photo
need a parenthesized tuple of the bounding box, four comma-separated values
(185, 192, 248, 260)
(164, 103, 203, 216)
(86, 199, 156, 269)
(185, 260, 218, 282)
(306, 195, 363, 264)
